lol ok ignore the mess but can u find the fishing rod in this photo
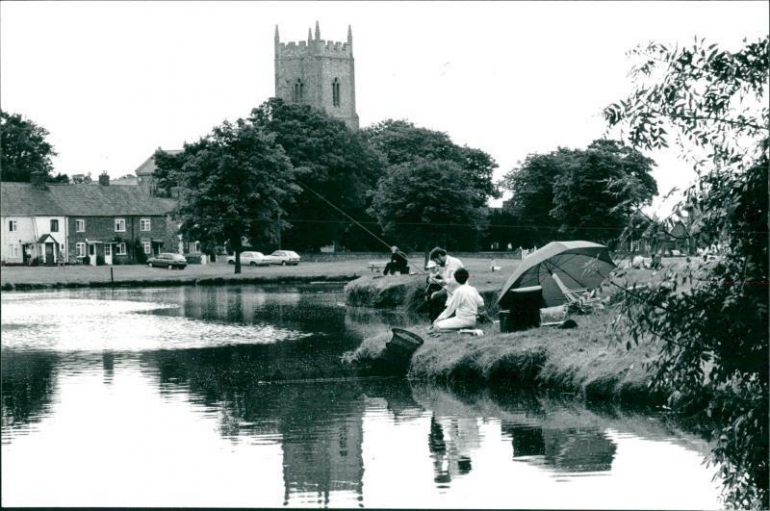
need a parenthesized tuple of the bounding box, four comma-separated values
(296, 181, 426, 274)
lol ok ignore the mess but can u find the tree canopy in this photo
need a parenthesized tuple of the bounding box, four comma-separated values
(362, 119, 499, 251)
(1, 110, 58, 182)
(249, 98, 385, 251)
(367, 157, 488, 253)
(499, 139, 657, 247)
(607, 36, 768, 509)
(167, 117, 299, 274)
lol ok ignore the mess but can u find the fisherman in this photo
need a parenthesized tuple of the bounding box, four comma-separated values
(430, 267, 485, 332)
(383, 245, 409, 276)
(426, 247, 464, 322)
(424, 260, 444, 321)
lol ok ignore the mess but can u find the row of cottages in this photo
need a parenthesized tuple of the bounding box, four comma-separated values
(0, 177, 178, 266)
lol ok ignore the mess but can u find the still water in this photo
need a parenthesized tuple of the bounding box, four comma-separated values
(2, 285, 723, 509)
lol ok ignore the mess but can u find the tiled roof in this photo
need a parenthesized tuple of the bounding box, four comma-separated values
(134, 149, 183, 176)
(1, 182, 177, 217)
(1, 183, 67, 216)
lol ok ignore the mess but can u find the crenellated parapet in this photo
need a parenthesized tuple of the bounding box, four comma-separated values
(275, 21, 353, 58)
(277, 39, 352, 58)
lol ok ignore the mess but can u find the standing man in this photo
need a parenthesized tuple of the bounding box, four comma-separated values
(426, 247, 464, 322)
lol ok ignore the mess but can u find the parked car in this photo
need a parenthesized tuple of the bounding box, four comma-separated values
(148, 253, 187, 270)
(226, 251, 269, 266)
(264, 250, 301, 266)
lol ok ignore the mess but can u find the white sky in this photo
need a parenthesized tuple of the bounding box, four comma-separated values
(2, 1, 767, 215)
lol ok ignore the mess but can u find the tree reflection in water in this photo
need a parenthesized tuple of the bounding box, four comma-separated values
(1, 349, 59, 440)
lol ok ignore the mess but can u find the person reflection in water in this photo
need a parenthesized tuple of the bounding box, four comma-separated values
(428, 413, 473, 485)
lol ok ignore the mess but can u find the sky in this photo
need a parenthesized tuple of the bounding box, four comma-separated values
(1, 1, 768, 215)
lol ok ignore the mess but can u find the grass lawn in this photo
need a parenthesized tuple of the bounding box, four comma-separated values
(0, 256, 521, 289)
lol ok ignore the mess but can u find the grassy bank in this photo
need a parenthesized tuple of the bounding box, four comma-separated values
(344, 307, 668, 407)
(344, 259, 704, 407)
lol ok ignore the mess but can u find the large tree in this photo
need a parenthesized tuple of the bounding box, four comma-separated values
(606, 36, 768, 509)
(1, 110, 58, 182)
(498, 150, 566, 247)
(367, 157, 488, 254)
(249, 98, 384, 251)
(551, 139, 657, 243)
(499, 140, 657, 246)
(362, 119, 499, 252)
(169, 117, 299, 274)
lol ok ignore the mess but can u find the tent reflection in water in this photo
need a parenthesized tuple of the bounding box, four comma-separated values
(497, 241, 616, 330)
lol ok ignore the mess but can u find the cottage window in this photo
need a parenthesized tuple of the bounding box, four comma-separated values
(8, 220, 17, 232)
(76, 242, 86, 258)
(115, 218, 126, 232)
(140, 218, 151, 231)
(116, 242, 127, 255)
(76, 219, 85, 232)
(332, 78, 340, 107)
(50, 219, 59, 232)
(10, 244, 20, 258)
(142, 241, 152, 255)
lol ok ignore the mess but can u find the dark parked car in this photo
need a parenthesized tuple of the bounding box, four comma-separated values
(147, 252, 187, 269)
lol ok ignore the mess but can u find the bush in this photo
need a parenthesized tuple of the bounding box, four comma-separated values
(134, 243, 147, 264)
(96, 255, 105, 266)
(83, 256, 90, 265)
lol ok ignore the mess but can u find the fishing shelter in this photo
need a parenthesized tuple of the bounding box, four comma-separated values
(498, 241, 616, 309)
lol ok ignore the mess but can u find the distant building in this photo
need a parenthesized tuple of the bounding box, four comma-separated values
(134, 149, 183, 196)
(1, 178, 177, 266)
(275, 22, 359, 131)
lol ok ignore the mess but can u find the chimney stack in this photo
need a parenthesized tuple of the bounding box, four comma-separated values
(30, 171, 47, 189)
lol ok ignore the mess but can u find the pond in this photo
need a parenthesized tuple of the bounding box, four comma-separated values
(1, 285, 723, 508)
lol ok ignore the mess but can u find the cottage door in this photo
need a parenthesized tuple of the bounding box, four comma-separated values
(45, 243, 54, 264)
(89, 243, 97, 266)
(104, 243, 113, 265)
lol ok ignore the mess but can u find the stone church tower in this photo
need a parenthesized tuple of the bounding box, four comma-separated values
(274, 22, 359, 131)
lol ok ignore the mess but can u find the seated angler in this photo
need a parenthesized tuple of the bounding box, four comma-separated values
(383, 245, 409, 276)
(426, 247, 464, 322)
(430, 267, 486, 332)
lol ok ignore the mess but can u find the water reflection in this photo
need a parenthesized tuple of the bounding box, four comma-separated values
(1, 350, 59, 441)
(1, 287, 722, 508)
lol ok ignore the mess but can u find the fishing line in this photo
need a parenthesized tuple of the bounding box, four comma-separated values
(296, 181, 426, 273)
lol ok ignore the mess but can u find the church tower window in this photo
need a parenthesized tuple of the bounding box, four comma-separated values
(332, 78, 341, 107)
(292, 79, 304, 103)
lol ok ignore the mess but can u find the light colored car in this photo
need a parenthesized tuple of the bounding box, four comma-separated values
(264, 250, 301, 266)
(226, 251, 269, 266)
(148, 252, 187, 270)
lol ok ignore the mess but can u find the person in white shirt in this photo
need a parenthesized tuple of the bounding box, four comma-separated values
(426, 247, 464, 322)
(431, 267, 485, 331)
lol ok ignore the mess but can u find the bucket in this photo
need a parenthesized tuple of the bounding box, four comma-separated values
(506, 286, 544, 331)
